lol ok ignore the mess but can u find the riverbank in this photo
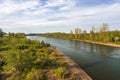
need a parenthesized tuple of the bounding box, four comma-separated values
(50, 47, 92, 80)
(75, 39, 120, 48)
(38, 36, 120, 48)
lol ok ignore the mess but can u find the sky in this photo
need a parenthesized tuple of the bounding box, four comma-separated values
(0, 0, 120, 33)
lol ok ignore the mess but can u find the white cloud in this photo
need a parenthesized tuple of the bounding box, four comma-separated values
(23, 8, 50, 16)
(59, 0, 76, 10)
(23, 0, 76, 16)
(0, 0, 39, 15)
(0, 0, 76, 17)
(0, 0, 120, 33)
(44, 0, 76, 10)
(44, 0, 67, 7)
(14, 20, 64, 27)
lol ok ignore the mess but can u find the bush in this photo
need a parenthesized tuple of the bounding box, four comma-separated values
(25, 69, 45, 80)
(6, 73, 25, 80)
(0, 39, 3, 45)
(16, 44, 29, 50)
(54, 66, 70, 79)
(0, 57, 5, 67)
(0, 45, 10, 51)
(0, 35, 71, 80)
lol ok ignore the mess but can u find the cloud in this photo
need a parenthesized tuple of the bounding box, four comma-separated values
(44, 0, 76, 10)
(0, 0, 39, 16)
(0, 0, 76, 17)
(44, 0, 73, 7)
(0, 0, 120, 33)
(23, 8, 51, 16)
(22, 0, 76, 16)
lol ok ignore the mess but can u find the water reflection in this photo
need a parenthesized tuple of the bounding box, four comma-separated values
(82, 60, 102, 69)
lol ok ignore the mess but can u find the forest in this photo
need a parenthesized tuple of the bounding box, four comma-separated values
(38, 24, 120, 44)
(0, 29, 75, 80)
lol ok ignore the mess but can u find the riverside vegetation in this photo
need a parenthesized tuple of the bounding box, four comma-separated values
(0, 29, 76, 80)
(38, 24, 120, 44)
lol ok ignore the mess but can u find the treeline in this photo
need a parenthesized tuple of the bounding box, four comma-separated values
(38, 24, 120, 44)
(0, 29, 75, 80)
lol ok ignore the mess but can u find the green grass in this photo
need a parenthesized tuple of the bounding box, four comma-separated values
(0, 35, 72, 80)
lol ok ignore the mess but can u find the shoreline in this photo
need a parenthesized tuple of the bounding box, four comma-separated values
(37, 36, 120, 48)
(75, 40, 120, 48)
(51, 47, 92, 80)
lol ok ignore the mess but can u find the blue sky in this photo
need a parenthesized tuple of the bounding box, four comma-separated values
(0, 0, 120, 33)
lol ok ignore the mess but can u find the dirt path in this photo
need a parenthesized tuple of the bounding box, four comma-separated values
(51, 47, 92, 80)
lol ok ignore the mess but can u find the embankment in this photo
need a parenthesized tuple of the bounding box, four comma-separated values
(51, 47, 92, 80)
(77, 40, 120, 48)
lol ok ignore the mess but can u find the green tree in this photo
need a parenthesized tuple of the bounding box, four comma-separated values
(0, 28, 4, 38)
(82, 30, 87, 40)
(89, 26, 95, 40)
(99, 23, 109, 42)
(69, 30, 74, 39)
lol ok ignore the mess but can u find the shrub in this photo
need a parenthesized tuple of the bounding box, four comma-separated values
(54, 66, 70, 79)
(0, 45, 10, 51)
(25, 69, 45, 80)
(6, 73, 25, 80)
(16, 44, 29, 50)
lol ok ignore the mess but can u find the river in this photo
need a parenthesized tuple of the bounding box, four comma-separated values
(28, 36, 120, 80)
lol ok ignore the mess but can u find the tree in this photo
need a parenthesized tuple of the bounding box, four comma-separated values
(112, 30, 120, 42)
(82, 30, 87, 40)
(74, 28, 81, 39)
(0, 28, 4, 38)
(99, 23, 109, 42)
(90, 26, 95, 40)
(74, 28, 78, 39)
(69, 30, 74, 39)
(78, 28, 81, 39)
(15, 33, 25, 38)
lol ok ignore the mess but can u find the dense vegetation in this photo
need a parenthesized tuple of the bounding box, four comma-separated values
(0, 29, 74, 80)
(38, 24, 120, 44)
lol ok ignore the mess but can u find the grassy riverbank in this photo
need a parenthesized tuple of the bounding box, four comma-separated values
(36, 24, 120, 47)
(75, 40, 120, 48)
(0, 33, 92, 80)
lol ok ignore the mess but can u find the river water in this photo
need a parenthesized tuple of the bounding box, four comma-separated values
(28, 36, 120, 80)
